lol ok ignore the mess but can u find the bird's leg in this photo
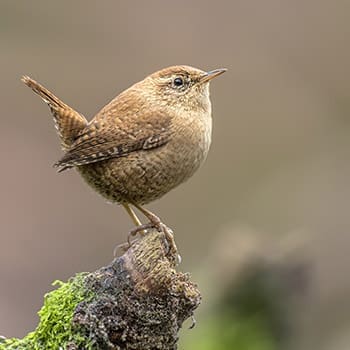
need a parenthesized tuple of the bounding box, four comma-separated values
(122, 203, 143, 227)
(122, 202, 154, 248)
(114, 203, 145, 256)
(131, 203, 178, 258)
(132, 204, 162, 226)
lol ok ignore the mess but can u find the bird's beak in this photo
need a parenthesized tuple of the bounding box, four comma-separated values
(199, 68, 227, 83)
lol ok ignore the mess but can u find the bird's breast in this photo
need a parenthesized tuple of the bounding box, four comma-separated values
(166, 111, 212, 181)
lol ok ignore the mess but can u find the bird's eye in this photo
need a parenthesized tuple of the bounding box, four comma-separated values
(173, 77, 184, 87)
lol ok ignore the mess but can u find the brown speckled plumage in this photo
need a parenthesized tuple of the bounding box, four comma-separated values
(22, 66, 226, 238)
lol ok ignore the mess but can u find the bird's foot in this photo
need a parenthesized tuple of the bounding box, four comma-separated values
(114, 215, 181, 265)
(126, 203, 181, 263)
(126, 223, 154, 247)
(113, 240, 134, 257)
(151, 221, 181, 265)
(113, 224, 152, 257)
(127, 221, 180, 265)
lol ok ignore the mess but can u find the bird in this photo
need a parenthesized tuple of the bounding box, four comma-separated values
(22, 65, 226, 254)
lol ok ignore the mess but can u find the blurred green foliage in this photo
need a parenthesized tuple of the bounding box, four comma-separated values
(180, 261, 305, 349)
(182, 314, 276, 350)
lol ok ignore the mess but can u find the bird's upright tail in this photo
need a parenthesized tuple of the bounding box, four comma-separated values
(21, 76, 88, 150)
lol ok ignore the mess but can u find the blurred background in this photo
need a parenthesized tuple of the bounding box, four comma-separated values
(1, 1, 350, 349)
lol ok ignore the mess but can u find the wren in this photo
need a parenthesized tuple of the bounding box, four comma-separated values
(22, 66, 226, 253)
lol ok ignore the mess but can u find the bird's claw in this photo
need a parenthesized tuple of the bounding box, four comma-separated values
(114, 220, 181, 265)
(155, 222, 181, 264)
(128, 223, 153, 244)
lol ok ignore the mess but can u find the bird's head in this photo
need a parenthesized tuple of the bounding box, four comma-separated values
(140, 65, 226, 113)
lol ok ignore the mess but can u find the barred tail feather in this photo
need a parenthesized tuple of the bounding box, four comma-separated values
(21, 75, 88, 150)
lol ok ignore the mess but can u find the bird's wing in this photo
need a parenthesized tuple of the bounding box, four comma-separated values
(54, 112, 172, 172)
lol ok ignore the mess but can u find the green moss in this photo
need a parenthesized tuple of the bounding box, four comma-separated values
(1, 273, 94, 350)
